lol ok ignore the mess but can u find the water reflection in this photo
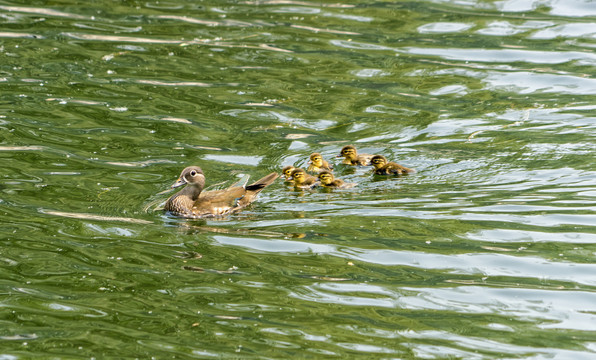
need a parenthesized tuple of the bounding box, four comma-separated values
(1, 0, 595, 358)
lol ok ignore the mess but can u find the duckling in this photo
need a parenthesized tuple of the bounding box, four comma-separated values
(164, 166, 278, 218)
(282, 165, 296, 182)
(370, 155, 416, 175)
(306, 152, 333, 173)
(290, 168, 317, 189)
(318, 170, 356, 189)
(337, 145, 373, 166)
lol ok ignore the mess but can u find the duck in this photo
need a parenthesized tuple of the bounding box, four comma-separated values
(164, 166, 278, 218)
(318, 171, 356, 189)
(282, 165, 296, 182)
(370, 155, 416, 175)
(337, 145, 373, 166)
(290, 168, 318, 189)
(306, 152, 333, 173)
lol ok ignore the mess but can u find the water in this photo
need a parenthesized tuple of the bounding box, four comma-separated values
(1, 0, 595, 358)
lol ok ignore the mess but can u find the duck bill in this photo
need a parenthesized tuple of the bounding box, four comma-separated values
(171, 177, 187, 189)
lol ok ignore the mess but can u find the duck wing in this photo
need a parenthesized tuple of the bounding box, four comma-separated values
(190, 186, 247, 217)
(191, 172, 278, 217)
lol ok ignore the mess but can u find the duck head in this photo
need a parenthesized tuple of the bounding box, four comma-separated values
(338, 145, 357, 160)
(172, 166, 206, 190)
(282, 165, 296, 180)
(309, 153, 324, 167)
(318, 170, 335, 186)
(370, 155, 387, 170)
(290, 168, 308, 185)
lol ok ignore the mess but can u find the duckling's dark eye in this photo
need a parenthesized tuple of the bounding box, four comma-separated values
(190, 170, 197, 176)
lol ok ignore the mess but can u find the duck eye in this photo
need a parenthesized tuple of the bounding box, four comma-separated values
(190, 170, 197, 176)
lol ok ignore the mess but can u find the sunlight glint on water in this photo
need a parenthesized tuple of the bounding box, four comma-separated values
(0, 0, 595, 358)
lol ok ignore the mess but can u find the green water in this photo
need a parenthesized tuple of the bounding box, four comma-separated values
(1, 0, 596, 358)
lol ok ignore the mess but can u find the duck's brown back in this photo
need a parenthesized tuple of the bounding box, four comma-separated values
(191, 172, 279, 217)
(375, 162, 415, 175)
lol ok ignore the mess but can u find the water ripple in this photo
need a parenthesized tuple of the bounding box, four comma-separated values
(1, 0, 595, 358)
(402, 47, 596, 65)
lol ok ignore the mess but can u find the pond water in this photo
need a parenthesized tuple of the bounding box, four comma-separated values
(1, 0, 595, 358)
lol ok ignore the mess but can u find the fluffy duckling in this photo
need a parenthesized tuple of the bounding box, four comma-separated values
(282, 165, 296, 182)
(370, 155, 416, 175)
(337, 145, 373, 166)
(318, 171, 356, 189)
(290, 168, 318, 189)
(306, 152, 333, 173)
(164, 166, 278, 218)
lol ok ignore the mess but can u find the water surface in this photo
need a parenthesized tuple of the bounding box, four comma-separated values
(1, 0, 595, 358)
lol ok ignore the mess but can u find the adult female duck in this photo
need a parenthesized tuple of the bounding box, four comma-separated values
(164, 166, 278, 218)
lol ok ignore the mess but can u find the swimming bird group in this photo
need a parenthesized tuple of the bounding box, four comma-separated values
(285, 145, 415, 189)
(164, 145, 414, 219)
